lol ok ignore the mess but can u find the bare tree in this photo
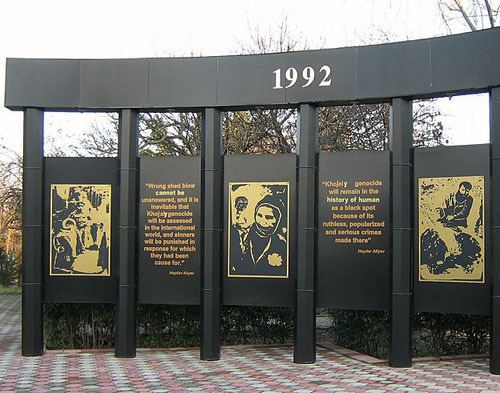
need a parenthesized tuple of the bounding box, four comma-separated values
(238, 16, 308, 55)
(0, 145, 22, 285)
(439, 0, 499, 32)
(223, 108, 297, 155)
(318, 100, 445, 153)
(66, 112, 201, 158)
(139, 112, 201, 157)
(319, 104, 390, 152)
(69, 117, 119, 157)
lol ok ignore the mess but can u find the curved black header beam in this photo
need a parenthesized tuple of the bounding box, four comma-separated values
(5, 28, 500, 111)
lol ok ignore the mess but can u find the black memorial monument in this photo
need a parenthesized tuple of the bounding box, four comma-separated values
(5, 28, 500, 372)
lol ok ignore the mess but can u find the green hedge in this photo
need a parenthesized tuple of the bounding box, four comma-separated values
(221, 306, 294, 345)
(44, 304, 294, 350)
(44, 303, 115, 349)
(137, 305, 201, 348)
(329, 310, 390, 359)
(44, 304, 489, 358)
(413, 312, 489, 356)
(329, 309, 489, 359)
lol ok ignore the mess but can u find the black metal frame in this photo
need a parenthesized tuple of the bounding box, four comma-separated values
(116, 110, 139, 357)
(7, 27, 500, 371)
(389, 99, 413, 367)
(201, 108, 222, 360)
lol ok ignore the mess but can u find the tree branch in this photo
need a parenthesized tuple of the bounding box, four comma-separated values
(485, 0, 496, 27)
(454, 0, 478, 30)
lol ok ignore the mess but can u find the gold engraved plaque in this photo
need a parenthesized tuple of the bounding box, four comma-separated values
(228, 182, 289, 278)
(50, 184, 111, 276)
(418, 176, 484, 283)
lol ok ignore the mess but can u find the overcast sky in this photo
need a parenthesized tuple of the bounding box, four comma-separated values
(0, 0, 490, 153)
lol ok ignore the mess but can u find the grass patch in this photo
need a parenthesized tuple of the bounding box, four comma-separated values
(0, 286, 22, 295)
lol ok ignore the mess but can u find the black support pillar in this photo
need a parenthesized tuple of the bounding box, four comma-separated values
(294, 104, 317, 364)
(115, 110, 138, 358)
(200, 108, 222, 360)
(22, 108, 44, 356)
(490, 87, 500, 374)
(389, 98, 413, 367)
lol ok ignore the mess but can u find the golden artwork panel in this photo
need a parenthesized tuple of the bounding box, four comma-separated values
(418, 176, 484, 283)
(50, 184, 111, 276)
(228, 182, 289, 278)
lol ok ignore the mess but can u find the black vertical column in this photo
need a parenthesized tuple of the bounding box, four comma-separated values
(200, 108, 222, 360)
(22, 108, 44, 356)
(294, 104, 317, 364)
(490, 87, 500, 374)
(115, 110, 138, 358)
(389, 98, 413, 367)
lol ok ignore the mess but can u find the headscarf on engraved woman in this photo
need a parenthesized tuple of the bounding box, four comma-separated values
(240, 195, 288, 277)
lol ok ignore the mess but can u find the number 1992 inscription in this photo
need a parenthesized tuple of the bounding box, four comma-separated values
(273, 65, 332, 89)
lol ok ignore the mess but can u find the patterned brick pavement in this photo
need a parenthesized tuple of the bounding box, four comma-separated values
(1, 294, 500, 392)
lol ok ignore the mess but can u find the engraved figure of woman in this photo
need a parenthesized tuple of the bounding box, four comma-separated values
(241, 198, 287, 276)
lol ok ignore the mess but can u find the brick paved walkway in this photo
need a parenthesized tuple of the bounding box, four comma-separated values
(1, 294, 500, 392)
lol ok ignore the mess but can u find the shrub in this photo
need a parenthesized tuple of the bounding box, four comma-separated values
(43, 302, 489, 358)
(44, 303, 115, 349)
(328, 309, 490, 359)
(44, 304, 294, 349)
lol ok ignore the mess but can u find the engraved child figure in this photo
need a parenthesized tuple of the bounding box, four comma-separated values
(233, 196, 249, 252)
